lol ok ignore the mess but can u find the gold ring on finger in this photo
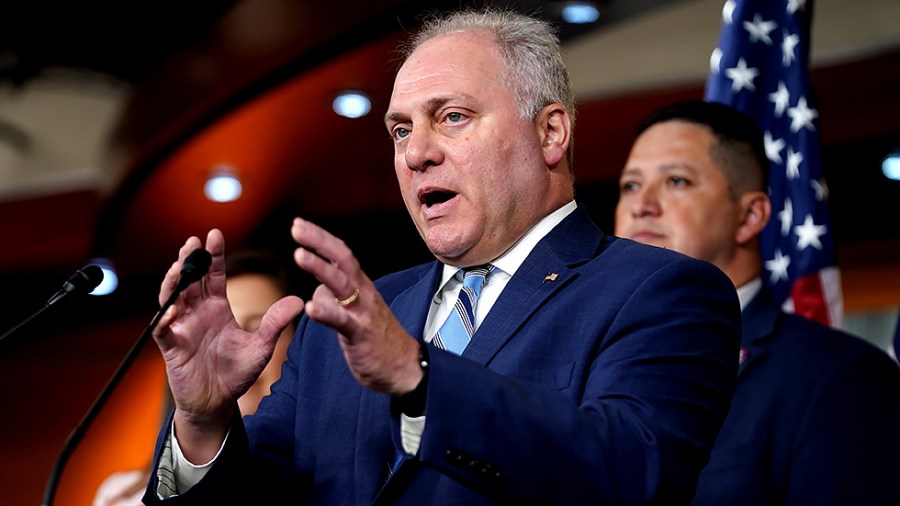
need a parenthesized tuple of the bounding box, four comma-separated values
(336, 288, 360, 307)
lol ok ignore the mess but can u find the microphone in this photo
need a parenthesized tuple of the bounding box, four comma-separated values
(46, 264, 105, 306)
(41, 248, 212, 506)
(176, 247, 213, 292)
(163, 248, 213, 309)
(0, 265, 104, 345)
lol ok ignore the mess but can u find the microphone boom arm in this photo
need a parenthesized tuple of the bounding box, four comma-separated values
(41, 249, 211, 506)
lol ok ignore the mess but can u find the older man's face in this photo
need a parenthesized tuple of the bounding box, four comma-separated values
(385, 31, 552, 267)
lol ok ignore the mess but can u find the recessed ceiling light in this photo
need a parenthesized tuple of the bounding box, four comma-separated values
(333, 91, 371, 119)
(883, 151, 900, 181)
(89, 259, 118, 296)
(561, 2, 601, 24)
(204, 165, 242, 202)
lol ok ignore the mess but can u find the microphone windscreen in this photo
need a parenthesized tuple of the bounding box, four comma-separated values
(180, 248, 212, 285)
(72, 265, 104, 294)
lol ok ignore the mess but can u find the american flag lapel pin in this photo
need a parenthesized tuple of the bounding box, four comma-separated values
(543, 272, 558, 284)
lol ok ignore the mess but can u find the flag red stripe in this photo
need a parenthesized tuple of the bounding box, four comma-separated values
(790, 273, 830, 326)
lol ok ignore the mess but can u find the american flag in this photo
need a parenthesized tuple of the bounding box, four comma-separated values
(705, 0, 843, 327)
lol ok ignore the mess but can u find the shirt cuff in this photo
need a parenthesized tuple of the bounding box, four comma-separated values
(400, 413, 426, 455)
(156, 419, 230, 498)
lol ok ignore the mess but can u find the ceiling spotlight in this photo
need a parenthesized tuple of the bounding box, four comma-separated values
(333, 91, 371, 119)
(204, 165, 242, 203)
(883, 151, 900, 181)
(89, 259, 119, 296)
(561, 1, 601, 24)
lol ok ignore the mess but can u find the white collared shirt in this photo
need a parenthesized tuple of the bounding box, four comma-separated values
(422, 200, 577, 341)
(736, 277, 762, 311)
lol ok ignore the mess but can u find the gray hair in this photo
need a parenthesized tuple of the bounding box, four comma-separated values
(401, 9, 576, 170)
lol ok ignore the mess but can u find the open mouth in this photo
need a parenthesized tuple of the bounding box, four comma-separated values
(419, 189, 457, 208)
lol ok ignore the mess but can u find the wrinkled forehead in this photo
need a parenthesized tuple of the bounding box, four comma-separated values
(388, 32, 508, 114)
(396, 31, 504, 86)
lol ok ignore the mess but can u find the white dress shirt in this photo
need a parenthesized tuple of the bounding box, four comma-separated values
(736, 277, 762, 311)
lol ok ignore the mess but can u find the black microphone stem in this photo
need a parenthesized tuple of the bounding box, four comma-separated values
(2, 265, 104, 346)
(0, 303, 51, 345)
(41, 297, 175, 506)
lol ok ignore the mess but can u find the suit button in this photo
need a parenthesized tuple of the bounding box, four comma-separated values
(482, 464, 500, 481)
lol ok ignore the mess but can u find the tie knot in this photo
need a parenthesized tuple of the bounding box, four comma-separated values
(463, 264, 494, 279)
(459, 264, 493, 297)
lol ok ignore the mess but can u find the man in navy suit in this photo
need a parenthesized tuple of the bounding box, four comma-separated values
(143, 11, 740, 505)
(615, 100, 900, 505)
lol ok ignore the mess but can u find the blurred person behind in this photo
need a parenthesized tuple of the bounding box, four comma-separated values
(226, 250, 300, 416)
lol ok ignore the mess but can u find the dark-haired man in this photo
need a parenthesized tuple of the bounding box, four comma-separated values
(616, 99, 900, 506)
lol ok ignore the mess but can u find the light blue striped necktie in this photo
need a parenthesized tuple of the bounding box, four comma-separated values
(432, 264, 494, 355)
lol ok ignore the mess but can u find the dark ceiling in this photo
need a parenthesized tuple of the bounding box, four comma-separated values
(0, 0, 652, 86)
(0, 1, 241, 85)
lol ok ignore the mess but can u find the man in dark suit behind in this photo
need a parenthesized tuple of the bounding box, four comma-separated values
(142, 11, 740, 505)
(615, 99, 900, 505)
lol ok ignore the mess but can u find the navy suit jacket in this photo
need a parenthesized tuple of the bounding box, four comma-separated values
(693, 289, 900, 506)
(145, 205, 740, 505)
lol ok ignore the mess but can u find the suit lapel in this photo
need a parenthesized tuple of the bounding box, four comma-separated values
(390, 262, 443, 340)
(463, 205, 604, 365)
(357, 262, 442, 499)
(373, 207, 603, 499)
